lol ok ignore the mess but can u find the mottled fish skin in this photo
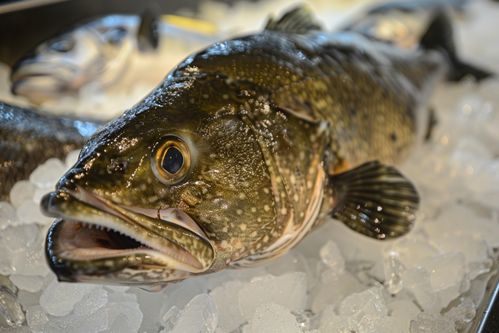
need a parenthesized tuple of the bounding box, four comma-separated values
(170, 31, 443, 266)
(0, 102, 99, 200)
(41, 7, 449, 285)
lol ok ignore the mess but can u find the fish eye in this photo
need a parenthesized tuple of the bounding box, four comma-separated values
(104, 27, 128, 44)
(152, 136, 191, 185)
(49, 36, 75, 53)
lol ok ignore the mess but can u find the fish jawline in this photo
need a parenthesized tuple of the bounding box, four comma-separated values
(44, 189, 214, 278)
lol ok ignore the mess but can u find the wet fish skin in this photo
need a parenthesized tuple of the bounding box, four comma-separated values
(0, 102, 99, 200)
(41, 4, 489, 285)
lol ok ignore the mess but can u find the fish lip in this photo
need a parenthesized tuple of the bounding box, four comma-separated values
(10, 60, 83, 98)
(42, 187, 215, 281)
(11, 59, 80, 83)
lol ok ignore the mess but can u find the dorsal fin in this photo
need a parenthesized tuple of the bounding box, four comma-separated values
(265, 5, 323, 34)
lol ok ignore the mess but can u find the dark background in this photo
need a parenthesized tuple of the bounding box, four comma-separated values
(0, 0, 247, 66)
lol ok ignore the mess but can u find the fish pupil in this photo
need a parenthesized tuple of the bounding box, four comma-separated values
(162, 147, 183, 174)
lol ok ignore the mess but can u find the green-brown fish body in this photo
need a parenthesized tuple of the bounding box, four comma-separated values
(41, 5, 490, 286)
(0, 102, 99, 200)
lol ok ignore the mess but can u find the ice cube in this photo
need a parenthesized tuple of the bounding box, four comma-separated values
(402, 267, 441, 312)
(357, 314, 400, 333)
(265, 250, 312, 277)
(311, 270, 364, 313)
(16, 199, 51, 225)
(444, 297, 476, 331)
(72, 286, 108, 317)
(1, 224, 38, 253)
(0, 241, 15, 275)
(319, 305, 353, 332)
(245, 303, 301, 333)
(0, 277, 25, 328)
(430, 232, 490, 279)
(419, 253, 467, 307)
(338, 286, 388, 320)
(160, 276, 208, 312)
(43, 304, 109, 333)
(0, 202, 18, 229)
(9, 181, 35, 208)
(409, 312, 457, 333)
(168, 294, 217, 333)
(130, 287, 163, 333)
(29, 158, 66, 189)
(9, 275, 44, 293)
(389, 236, 438, 268)
(160, 305, 180, 332)
(238, 272, 307, 319)
(388, 299, 421, 332)
(26, 305, 49, 331)
(106, 298, 143, 333)
(39, 280, 97, 316)
(210, 280, 245, 332)
(41, 286, 110, 333)
(384, 251, 405, 294)
(11, 230, 49, 277)
(319, 240, 345, 272)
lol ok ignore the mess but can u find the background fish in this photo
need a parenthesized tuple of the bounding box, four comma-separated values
(0, 102, 99, 200)
(342, 0, 468, 49)
(41, 4, 491, 286)
(342, 0, 491, 81)
(9, 12, 218, 105)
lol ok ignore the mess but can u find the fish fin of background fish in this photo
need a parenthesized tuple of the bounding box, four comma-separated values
(330, 161, 419, 240)
(137, 10, 160, 51)
(420, 10, 494, 82)
(264, 5, 323, 34)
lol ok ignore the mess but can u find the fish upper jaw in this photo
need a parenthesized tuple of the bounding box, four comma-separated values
(41, 186, 215, 284)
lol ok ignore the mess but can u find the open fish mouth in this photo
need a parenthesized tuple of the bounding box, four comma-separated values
(42, 187, 215, 284)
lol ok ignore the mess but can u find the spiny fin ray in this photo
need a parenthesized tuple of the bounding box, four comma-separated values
(265, 5, 323, 34)
(330, 161, 419, 240)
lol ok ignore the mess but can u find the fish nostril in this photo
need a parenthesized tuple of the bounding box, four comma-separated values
(56, 176, 77, 192)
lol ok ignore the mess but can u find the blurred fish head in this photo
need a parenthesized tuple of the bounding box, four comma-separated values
(42, 73, 281, 285)
(10, 15, 152, 105)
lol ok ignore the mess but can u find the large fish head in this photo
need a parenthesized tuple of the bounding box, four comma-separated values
(10, 15, 141, 104)
(41, 73, 279, 286)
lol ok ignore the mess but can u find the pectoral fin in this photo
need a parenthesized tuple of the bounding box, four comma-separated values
(330, 161, 419, 240)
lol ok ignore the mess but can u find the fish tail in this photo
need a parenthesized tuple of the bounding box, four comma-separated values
(420, 10, 494, 82)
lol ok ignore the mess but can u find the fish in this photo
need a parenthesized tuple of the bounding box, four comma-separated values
(9, 12, 218, 105)
(342, 0, 492, 82)
(0, 101, 100, 200)
(41, 4, 492, 286)
(342, 0, 463, 50)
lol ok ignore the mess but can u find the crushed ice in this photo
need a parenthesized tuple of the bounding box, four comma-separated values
(0, 0, 499, 332)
